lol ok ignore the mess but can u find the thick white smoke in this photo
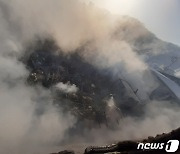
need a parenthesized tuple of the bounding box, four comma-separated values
(0, 1, 77, 154)
(56, 82, 78, 94)
(0, 0, 179, 153)
(0, 57, 76, 153)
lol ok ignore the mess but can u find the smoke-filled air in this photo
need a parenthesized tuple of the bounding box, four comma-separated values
(0, 0, 180, 154)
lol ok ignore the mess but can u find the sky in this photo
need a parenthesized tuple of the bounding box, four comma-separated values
(88, 0, 180, 46)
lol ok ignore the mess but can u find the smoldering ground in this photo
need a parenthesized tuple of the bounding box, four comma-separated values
(0, 0, 180, 154)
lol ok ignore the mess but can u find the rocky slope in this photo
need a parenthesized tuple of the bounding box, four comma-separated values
(24, 38, 142, 129)
(22, 17, 180, 130)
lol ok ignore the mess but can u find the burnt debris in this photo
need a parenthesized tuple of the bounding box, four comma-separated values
(23, 38, 142, 128)
(51, 127, 180, 154)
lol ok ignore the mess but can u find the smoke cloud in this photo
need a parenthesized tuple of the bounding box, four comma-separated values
(0, 0, 179, 153)
(55, 82, 78, 94)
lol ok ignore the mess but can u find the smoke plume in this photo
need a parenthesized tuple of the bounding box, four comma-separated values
(0, 0, 179, 153)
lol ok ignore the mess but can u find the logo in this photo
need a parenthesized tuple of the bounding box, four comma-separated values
(137, 140, 179, 152)
(165, 140, 179, 152)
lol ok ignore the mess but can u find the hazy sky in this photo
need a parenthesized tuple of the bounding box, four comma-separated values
(88, 0, 180, 46)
